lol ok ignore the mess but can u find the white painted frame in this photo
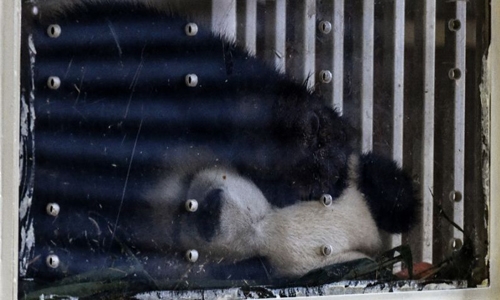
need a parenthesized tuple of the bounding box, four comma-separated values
(1, 1, 498, 299)
(0, 0, 21, 299)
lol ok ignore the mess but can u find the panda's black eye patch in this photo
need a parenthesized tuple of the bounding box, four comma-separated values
(195, 189, 224, 242)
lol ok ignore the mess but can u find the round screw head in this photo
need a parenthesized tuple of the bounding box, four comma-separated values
(185, 23, 199, 36)
(448, 19, 461, 32)
(47, 24, 61, 38)
(185, 199, 198, 212)
(46, 203, 60, 217)
(186, 249, 199, 262)
(47, 76, 61, 90)
(320, 194, 333, 207)
(450, 238, 463, 251)
(185, 74, 198, 87)
(448, 68, 462, 80)
(319, 70, 333, 83)
(318, 21, 332, 34)
(321, 245, 333, 256)
(46, 254, 60, 268)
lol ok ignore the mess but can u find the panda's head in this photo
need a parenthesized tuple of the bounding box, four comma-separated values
(144, 159, 272, 261)
(184, 167, 271, 254)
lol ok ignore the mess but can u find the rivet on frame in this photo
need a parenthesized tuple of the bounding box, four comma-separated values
(449, 190, 462, 202)
(185, 199, 198, 212)
(185, 74, 198, 87)
(186, 249, 199, 262)
(319, 70, 333, 83)
(47, 76, 61, 90)
(450, 238, 463, 251)
(448, 68, 462, 80)
(46, 203, 60, 217)
(185, 23, 199, 36)
(321, 245, 333, 256)
(32, 6, 39, 16)
(47, 24, 62, 38)
(320, 194, 333, 207)
(448, 19, 461, 32)
(318, 21, 332, 34)
(46, 254, 60, 268)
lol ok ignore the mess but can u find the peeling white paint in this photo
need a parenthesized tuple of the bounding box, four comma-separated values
(19, 33, 37, 278)
(480, 51, 491, 267)
(133, 280, 467, 300)
(19, 222, 35, 277)
(39, 294, 79, 300)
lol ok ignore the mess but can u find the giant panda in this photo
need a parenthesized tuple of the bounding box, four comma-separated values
(26, 0, 419, 283)
(32, 0, 417, 234)
(141, 147, 415, 277)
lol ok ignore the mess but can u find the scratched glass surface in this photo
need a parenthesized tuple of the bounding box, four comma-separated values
(18, 1, 489, 299)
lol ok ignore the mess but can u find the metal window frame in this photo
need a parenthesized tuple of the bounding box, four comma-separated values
(1, 0, 499, 299)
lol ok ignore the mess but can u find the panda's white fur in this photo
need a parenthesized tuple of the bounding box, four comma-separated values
(145, 151, 382, 277)
(257, 183, 382, 276)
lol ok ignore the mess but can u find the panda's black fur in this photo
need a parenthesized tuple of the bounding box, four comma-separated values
(359, 153, 419, 233)
(29, 0, 419, 278)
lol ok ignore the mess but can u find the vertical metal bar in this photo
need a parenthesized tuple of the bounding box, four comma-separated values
(392, 0, 405, 165)
(303, 0, 317, 89)
(264, 0, 286, 73)
(421, 0, 436, 264)
(452, 1, 467, 243)
(286, 1, 316, 88)
(361, 0, 374, 153)
(332, 0, 345, 112)
(212, 0, 237, 42)
(391, 0, 405, 253)
(244, 0, 258, 55)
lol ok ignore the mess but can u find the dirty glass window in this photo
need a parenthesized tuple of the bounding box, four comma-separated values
(18, 0, 490, 299)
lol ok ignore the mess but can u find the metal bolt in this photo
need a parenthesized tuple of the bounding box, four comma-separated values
(185, 23, 199, 36)
(450, 238, 463, 251)
(186, 249, 199, 262)
(47, 24, 61, 38)
(46, 203, 60, 217)
(448, 19, 461, 32)
(185, 199, 198, 212)
(319, 70, 333, 83)
(320, 194, 333, 207)
(46, 254, 60, 268)
(47, 76, 61, 90)
(448, 68, 462, 80)
(185, 74, 198, 87)
(449, 190, 462, 202)
(321, 245, 333, 256)
(32, 6, 39, 16)
(318, 21, 332, 34)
